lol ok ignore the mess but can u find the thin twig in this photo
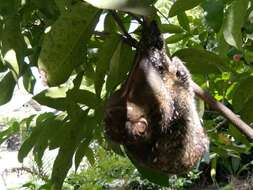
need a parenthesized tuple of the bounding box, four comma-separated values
(110, 11, 138, 48)
(192, 82, 253, 140)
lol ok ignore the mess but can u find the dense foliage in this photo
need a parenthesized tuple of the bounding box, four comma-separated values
(0, 0, 253, 189)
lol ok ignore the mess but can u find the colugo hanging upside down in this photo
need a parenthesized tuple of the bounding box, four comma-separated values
(104, 21, 209, 175)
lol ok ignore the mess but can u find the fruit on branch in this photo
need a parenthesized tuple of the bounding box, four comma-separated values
(104, 21, 209, 175)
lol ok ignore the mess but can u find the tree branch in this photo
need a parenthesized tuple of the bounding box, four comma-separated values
(192, 82, 253, 140)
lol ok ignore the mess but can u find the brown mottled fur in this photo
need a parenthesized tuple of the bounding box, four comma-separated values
(104, 22, 209, 175)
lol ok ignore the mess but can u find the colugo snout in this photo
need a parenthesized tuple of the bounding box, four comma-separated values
(104, 21, 209, 174)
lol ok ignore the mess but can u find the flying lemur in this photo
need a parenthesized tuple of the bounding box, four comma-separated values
(104, 21, 209, 175)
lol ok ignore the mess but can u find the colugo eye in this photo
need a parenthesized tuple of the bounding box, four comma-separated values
(176, 70, 187, 81)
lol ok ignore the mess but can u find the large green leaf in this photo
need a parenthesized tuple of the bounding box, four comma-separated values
(1, 17, 26, 78)
(105, 39, 134, 94)
(166, 33, 189, 44)
(160, 24, 184, 33)
(33, 87, 69, 111)
(38, 2, 101, 86)
(68, 89, 102, 109)
(33, 116, 63, 167)
(0, 71, 16, 105)
(202, 0, 224, 32)
(83, 0, 155, 16)
(232, 76, 253, 112)
(31, 0, 59, 19)
(223, 0, 249, 48)
(18, 126, 42, 162)
(169, 0, 203, 17)
(173, 48, 226, 74)
(95, 34, 121, 96)
(106, 41, 122, 93)
(0, 0, 19, 17)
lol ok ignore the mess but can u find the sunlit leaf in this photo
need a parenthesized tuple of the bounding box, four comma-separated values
(169, 0, 203, 17)
(33, 87, 69, 111)
(38, 2, 101, 86)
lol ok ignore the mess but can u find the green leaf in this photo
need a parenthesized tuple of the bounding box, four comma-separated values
(83, 0, 155, 16)
(210, 157, 217, 183)
(228, 125, 251, 146)
(2, 16, 26, 78)
(33, 87, 69, 111)
(0, 121, 19, 145)
(0, 0, 19, 17)
(51, 105, 88, 189)
(105, 39, 134, 94)
(166, 33, 188, 44)
(117, 42, 134, 84)
(38, 2, 101, 86)
(23, 68, 36, 94)
(0, 55, 7, 72)
(18, 126, 43, 162)
(173, 48, 226, 74)
(202, 0, 224, 32)
(169, 0, 203, 17)
(75, 139, 95, 171)
(33, 116, 63, 167)
(160, 24, 184, 33)
(177, 12, 190, 31)
(232, 76, 253, 111)
(104, 12, 118, 33)
(240, 97, 253, 123)
(0, 71, 16, 105)
(95, 34, 121, 96)
(126, 149, 169, 186)
(31, 0, 59, 19)
(223, 0, 249, 48)
(106, 41, 122, 93)
(68, 89, 102, 109)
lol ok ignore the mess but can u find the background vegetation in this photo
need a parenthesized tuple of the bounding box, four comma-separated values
(0, 0, 253, 189)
